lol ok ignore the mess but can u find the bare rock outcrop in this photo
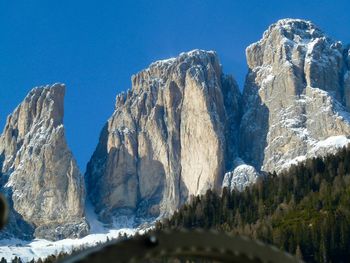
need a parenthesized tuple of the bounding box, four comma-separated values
(86, 50, 242, 220)
(222, 158, 259, 192)
(86, 19, 350, 219)
(239, 19, 350, 174)
(0, 84, 88, 240)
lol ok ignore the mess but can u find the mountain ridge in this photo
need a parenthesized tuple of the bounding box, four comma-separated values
(86, 18, 350, 223)
(1, 18, 350, 242)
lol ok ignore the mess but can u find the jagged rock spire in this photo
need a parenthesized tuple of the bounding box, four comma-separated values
(85, 50, 242, 220)
(240, 18, 350, 173)
(0, 83, 88, 240)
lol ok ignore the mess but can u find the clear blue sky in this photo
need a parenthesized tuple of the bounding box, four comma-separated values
(1, 0, 350, 171)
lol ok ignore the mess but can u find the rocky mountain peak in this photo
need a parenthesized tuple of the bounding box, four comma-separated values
(147, 49, 218, 69)
(0, 84, 88, 241)
(120, 49, 221, 99)
(240, 18, 350, 174)
(86, 49, 242, 221)
(246, 19, 342, 76)
(1, 84, 65, 167)
(264, 18, 323, 41)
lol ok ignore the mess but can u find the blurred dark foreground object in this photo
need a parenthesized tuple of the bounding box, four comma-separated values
(61, 229, 302, 263)
(0, 194, 8, 229)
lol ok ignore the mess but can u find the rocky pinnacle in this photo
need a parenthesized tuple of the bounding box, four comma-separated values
(85, 50, 242, 220)
(0, 84, 88, 240)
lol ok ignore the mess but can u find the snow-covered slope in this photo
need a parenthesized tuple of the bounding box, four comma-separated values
(0, 202, 150, 262)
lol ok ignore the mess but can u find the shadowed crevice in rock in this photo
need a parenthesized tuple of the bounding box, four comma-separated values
(0, 188, 34, 240)
(136, 156, 166, 217)
(87, 143, 170, 223)
(342, 46, 350, 110)
(238, 69, 269, 170)
(0, 153, 4, 175)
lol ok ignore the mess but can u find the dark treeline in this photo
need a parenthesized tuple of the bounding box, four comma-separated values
(156, 146, 350, 263)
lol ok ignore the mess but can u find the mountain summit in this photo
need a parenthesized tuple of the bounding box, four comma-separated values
(240, 18, 350, 174)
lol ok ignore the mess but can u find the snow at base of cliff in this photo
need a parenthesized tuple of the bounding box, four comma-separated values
(281, 135, 350, 171)
(223, 136, 350, 192)
(0, 203, 152, 262)
(0, 229, 136, 262)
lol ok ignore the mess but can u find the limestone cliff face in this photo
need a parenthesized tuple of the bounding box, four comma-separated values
(86, 50, 242, 219)
(0, 84, 88, 240)
(239, 19, 350, 174)
(87, 21, 350, 218)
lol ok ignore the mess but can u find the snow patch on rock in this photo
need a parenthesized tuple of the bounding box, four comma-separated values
(223, 159, 260, 191)
(280, 135, 350, 171)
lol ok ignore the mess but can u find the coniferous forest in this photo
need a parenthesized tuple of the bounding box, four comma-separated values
(156, 146, 350, 263)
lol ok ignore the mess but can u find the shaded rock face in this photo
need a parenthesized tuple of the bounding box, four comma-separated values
(86, 50, 242, 219)
(0, 84, 88, 240)
(345, 48, 350, 110)
(240, 19, 350, 174)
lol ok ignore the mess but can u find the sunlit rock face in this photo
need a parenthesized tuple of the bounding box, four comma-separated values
(0, 84, 88, 240)
(87, 20, 350, 220)
(239, 19, 350, 175)
(85, 50, 242, 220)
